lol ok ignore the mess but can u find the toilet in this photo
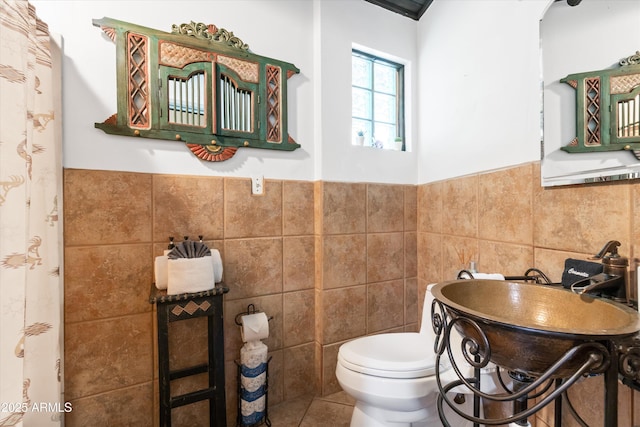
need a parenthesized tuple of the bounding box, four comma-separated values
(335, 284, 477, 427)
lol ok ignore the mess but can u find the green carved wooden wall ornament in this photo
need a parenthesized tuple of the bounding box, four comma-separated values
(93, 17, 300, 161)
(561, 51, 640, 159)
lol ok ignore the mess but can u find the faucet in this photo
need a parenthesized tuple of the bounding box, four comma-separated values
(570, 241, 629, 303)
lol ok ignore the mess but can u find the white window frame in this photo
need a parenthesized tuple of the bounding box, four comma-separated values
(351, 49, 405, 150)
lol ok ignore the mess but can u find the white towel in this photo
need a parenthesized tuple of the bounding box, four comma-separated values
(469, 273, 505, 280)
(167, 256, 215, 295)
(154, 256, 168, 290)
(154, 250, 174, 290)
(211, 249, 223, 283)
(460, 273, 504, 280)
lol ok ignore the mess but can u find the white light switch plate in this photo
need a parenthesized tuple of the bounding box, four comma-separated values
(251, 176, 264, 195)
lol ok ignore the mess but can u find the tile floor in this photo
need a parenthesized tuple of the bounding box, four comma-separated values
(268, 391, 355, 427)
(266, 391, 511, 427)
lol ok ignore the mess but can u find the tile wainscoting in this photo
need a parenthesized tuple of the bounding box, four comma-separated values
(63, 162, 640, 425)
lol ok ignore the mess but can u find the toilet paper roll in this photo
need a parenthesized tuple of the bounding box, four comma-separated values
(241, 341, 268, 367)
(241, 371, 266, 392)
(240, 340, 268, 423)
(211, 249, 223, 283)
(154, 256, 168, 290)
(241, 312, 269, 342)
(240, 395, 266, 423)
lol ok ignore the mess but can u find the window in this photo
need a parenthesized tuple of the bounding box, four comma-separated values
(351, 49, 405, 150)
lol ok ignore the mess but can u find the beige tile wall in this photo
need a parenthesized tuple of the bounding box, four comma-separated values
(63, 169, 416, 425)
(63, 170, 316, 426)
(314, 181, 419, 396)
(63, 161, 640, 426)
(418, 162, 640, 426)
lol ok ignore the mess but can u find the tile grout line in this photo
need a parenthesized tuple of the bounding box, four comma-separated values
(297, 395, 316, 427)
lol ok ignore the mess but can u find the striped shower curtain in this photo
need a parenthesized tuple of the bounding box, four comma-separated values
(0, 1, 63, 425)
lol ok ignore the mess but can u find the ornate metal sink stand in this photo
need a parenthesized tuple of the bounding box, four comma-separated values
(430, 278, 640, 427)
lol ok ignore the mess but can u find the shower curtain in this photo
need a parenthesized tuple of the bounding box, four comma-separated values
(0, 1, 63, 425)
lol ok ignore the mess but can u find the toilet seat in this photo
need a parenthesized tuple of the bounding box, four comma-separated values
(338, 333, 438, 379)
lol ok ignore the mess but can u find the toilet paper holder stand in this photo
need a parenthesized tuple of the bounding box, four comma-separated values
(234, 304, 273, 427)
(234, 304, 274, 326)
(235, 355, 273, 427)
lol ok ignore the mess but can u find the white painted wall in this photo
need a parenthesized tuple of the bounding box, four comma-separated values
(541, 0, 640, 186)
(37, 0, 632, 186)
(417, 0, 549, 184)
(32, 0, 317, 180)
(315, 0, 418, 184)
(31, 0, 418, 184)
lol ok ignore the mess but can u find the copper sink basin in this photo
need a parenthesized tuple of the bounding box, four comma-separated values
(431, 280, 640, 378)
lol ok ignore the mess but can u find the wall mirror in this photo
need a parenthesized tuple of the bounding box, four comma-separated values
(540, 1, 640, 187)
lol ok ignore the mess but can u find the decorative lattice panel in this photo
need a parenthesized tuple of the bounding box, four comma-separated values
(611, 74, 640, 95)
(127, 33, 150, 128)
(584, 77, 601, 146)
(266, 65, 281, 142)
(218, 56, 259, 83)
(159, 42, 211, 69)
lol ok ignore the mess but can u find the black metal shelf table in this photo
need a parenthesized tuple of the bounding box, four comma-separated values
(150, 283, 229, 427)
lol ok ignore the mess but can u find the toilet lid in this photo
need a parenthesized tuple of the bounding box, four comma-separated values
(338, 333, 439, 379)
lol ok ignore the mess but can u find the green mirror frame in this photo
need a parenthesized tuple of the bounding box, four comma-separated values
(93, 17, 300, 162)
(561, 51, 640, 160)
